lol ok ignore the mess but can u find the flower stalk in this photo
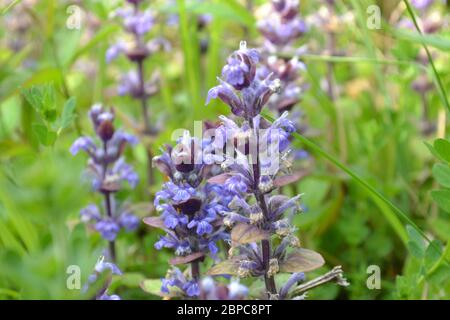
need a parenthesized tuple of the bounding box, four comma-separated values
(205, 41, 347, 300)
(71, 104, 140, 264)
(106, 0, 169, 189)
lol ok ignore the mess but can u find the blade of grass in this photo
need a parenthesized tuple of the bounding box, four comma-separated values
(68, 25, 119, 67)
(263, 114, 420, 244)
(0, 188, 39, 253)
(301, 54, 424, 69)
(347, 0, 391, 109)
(281, 125, 449, 263)
(392, 28, 450, 52)
(177, 0, 201, 121)
(0, 220, 26, 255)
(403, 0, 450, 113)
(295, 130, 408, 244)
(0, 0, 21, 15)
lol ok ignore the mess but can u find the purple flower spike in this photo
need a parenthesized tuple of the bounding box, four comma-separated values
(70, 137, 96, 155)
(113, 158, 139, 189)
(221, 41, 259, 90)
(119, 212, 139, 231)
(183, 281, 200, 297)
(206, 81, 244, 116)
(147, 131, 234, 299)
(94, 256, 122, 275)
(225, 175, 248, 195)
(201, 41, 338, 300)
(95, 219, 120, 241)
(83, 256, 122, 300)
(106, 41, 127, 63)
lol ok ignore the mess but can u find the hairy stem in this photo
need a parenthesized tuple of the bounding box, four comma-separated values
(326, 36, 336, 101)
(136, 59, 151, 134)
(136, 59, 155, 189)
(132, 8, 154, 189)
(420, 91, 429, 121)
(104, 192, 117, 263)
(102, 143, 116, 263)
(249, 118, 277, 297)
(191, 260, 200, 281)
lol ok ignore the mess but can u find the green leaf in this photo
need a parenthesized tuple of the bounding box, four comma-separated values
(434, 139, 450, 163)
(424, 141, 445, 162)
(68, 25, 119, 66)
(271, 117, 411, 244)
(407, 241, 425, 259)
(186, 0, 256, 28)
(395, 274, 419, 299)
(140, 279, 162, 296)
(177, 0, 201, 120)
(406, 225, 426, 259)
(32, 124, 48, 145)
(427, 265, 450, 284)
(432, 163, 450, 188)
(21, 84, 57, 123)
(392, 28, 450, 52)
(279, 248, 325, 273)
(110, 272, 145, 291)
(32, 123, 57, 146)
(0, 188, 39, 254)
(424, 240, 443, 271)
(0, 220, 26, 256)
(0, 0, 21, 15)
(431, 190, 450, 213)
(401, 0, 450, 113)
(44, 109, 57, 122)
(59, 97, 76, 131)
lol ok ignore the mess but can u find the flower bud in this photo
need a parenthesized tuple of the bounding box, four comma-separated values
(97, 119, 115, 142)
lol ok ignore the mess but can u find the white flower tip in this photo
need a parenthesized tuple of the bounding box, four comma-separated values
(239, 40, 247, 51)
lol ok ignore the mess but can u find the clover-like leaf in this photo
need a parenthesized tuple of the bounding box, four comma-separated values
(32, 123, 57, 146)
(434, 139, 450, 163)
(431, 190, 450, 213)
(59, 97, 77, 131)
(231, 223, 270, 246)
(279, 248, 325, 273)
(432, 163, 450, 188)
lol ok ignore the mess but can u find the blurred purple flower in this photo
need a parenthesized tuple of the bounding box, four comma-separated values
(116, 8, 154, 35)
(72, 104, 139, 243)
(95, 219, 120, 241)
(106, 41, 127, 63)
(119, 212, 140, 231)
(411, 0, 434, 10)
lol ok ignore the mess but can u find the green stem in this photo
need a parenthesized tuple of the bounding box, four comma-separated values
(403, 0, 450, 113)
